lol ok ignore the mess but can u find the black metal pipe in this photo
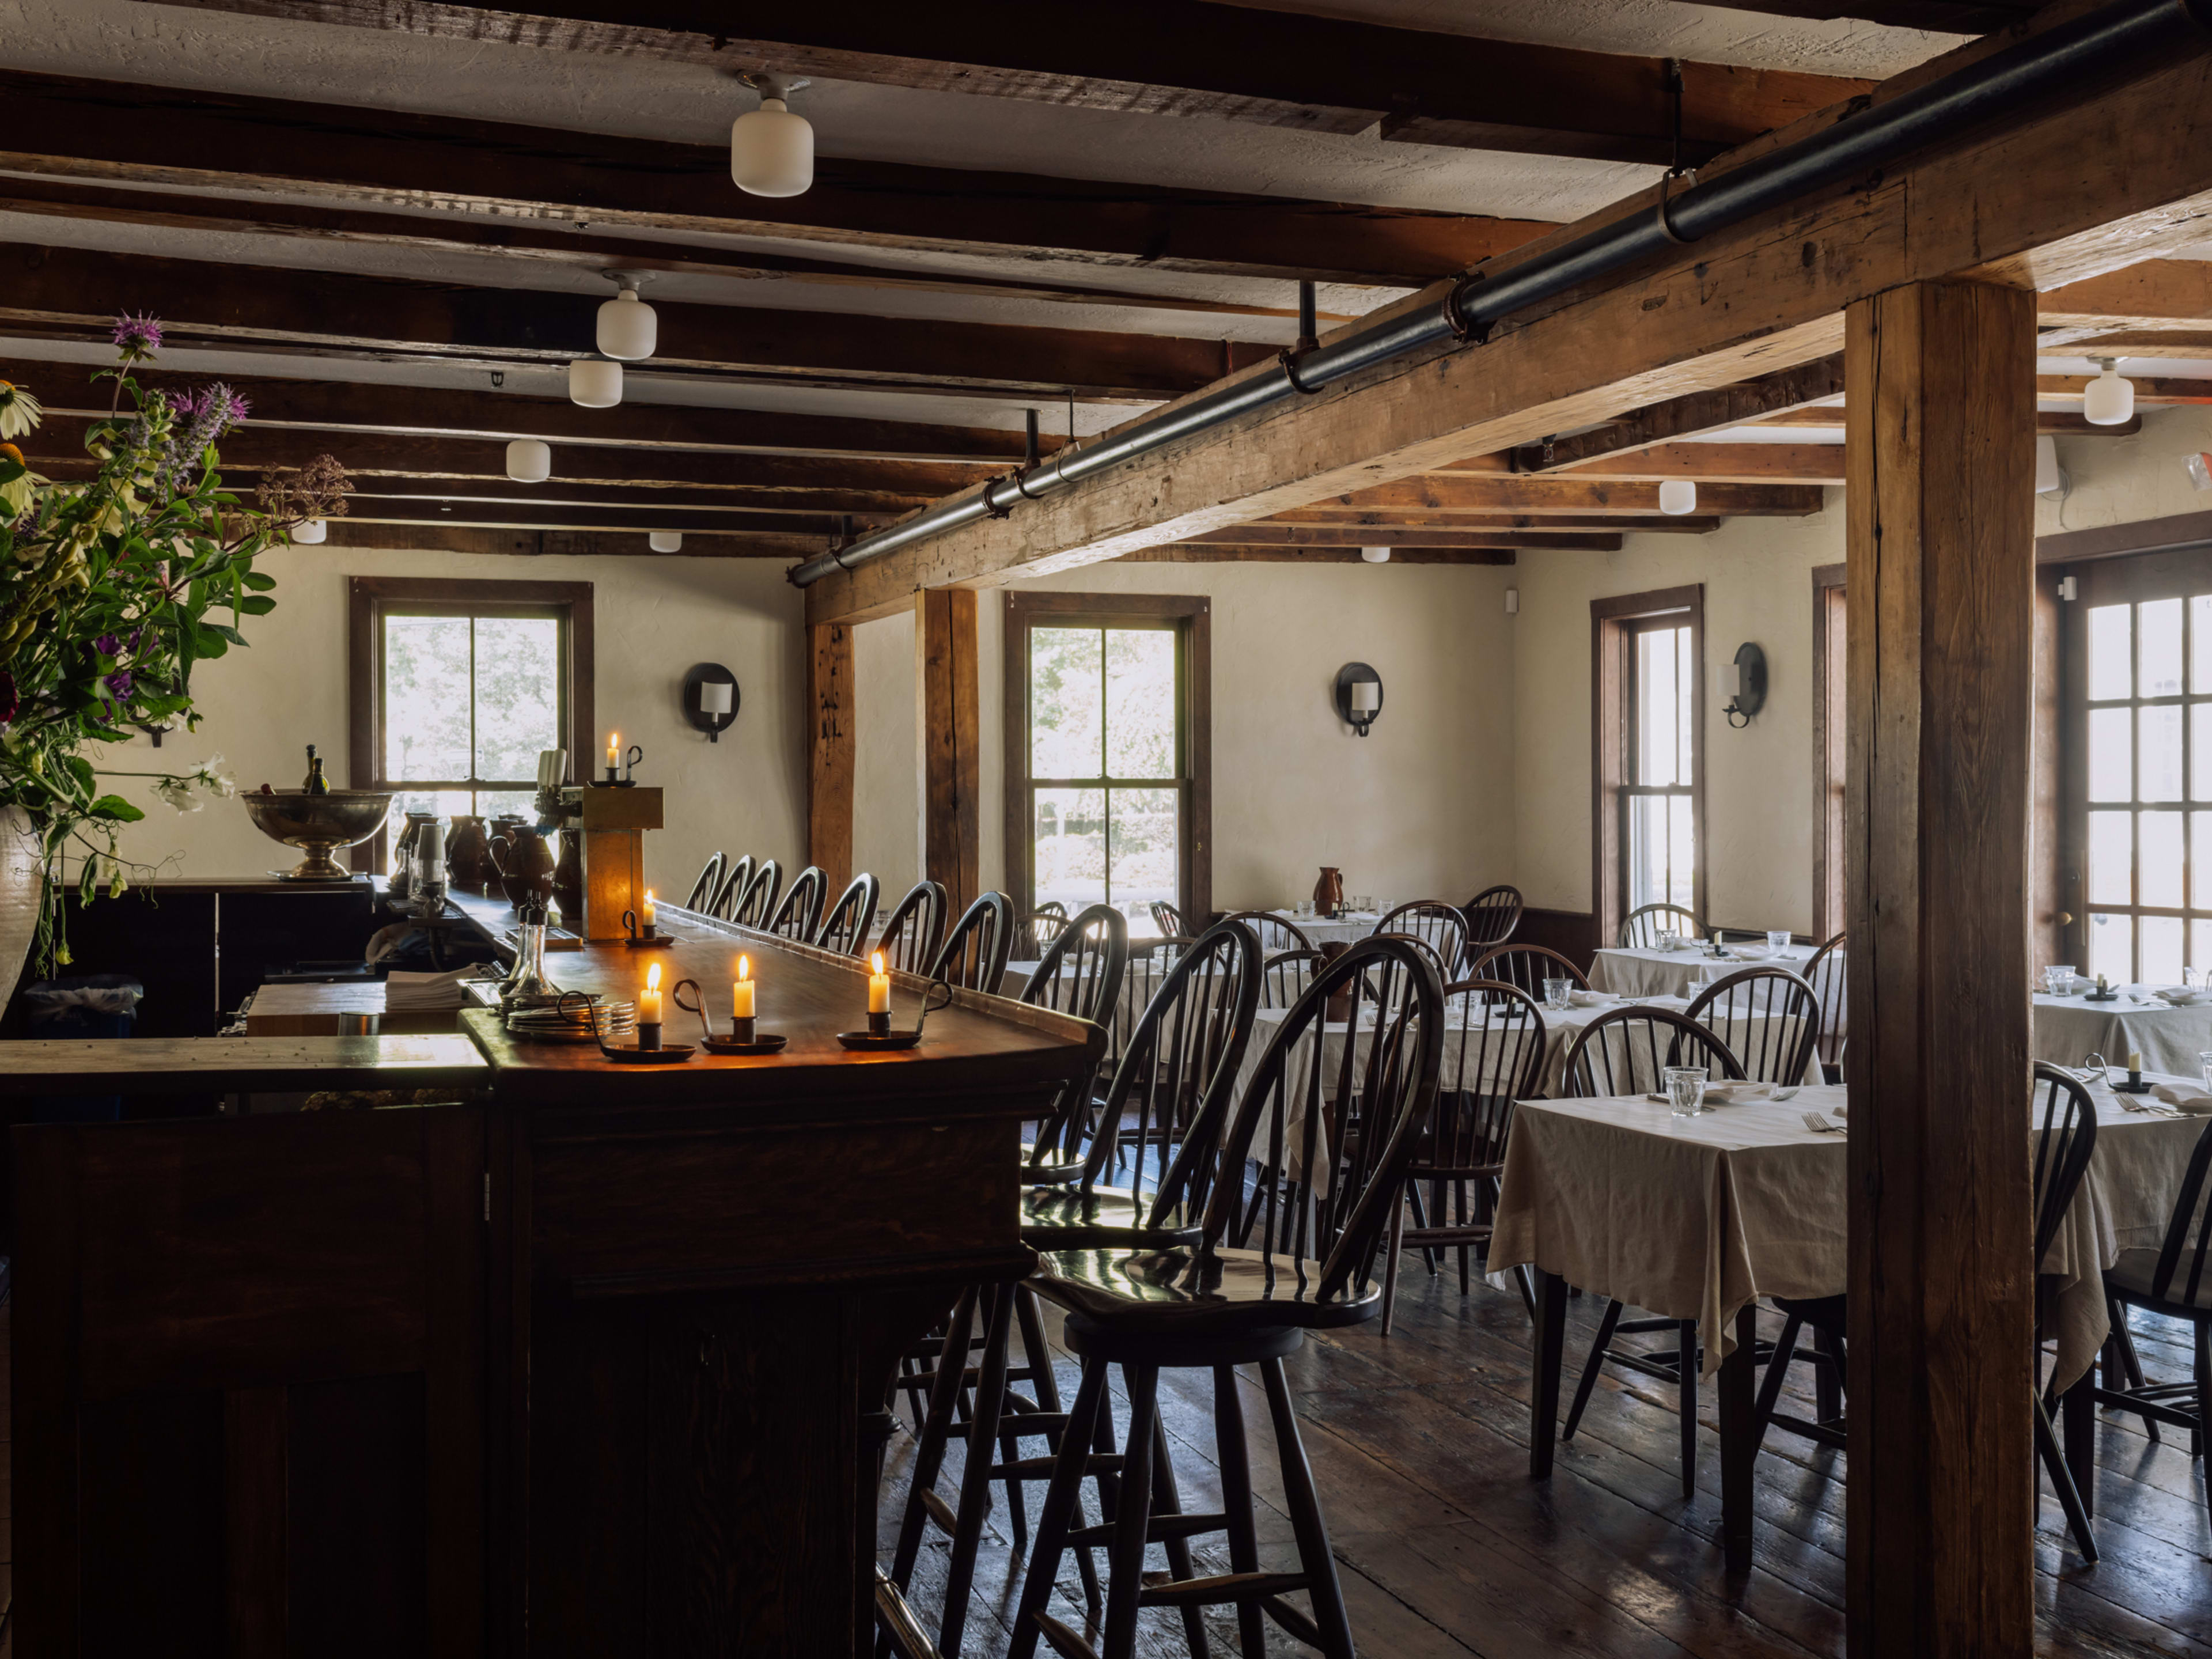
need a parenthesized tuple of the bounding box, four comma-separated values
(791, 0, 2207, 590)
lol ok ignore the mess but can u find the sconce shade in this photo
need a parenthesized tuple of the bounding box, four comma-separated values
(290, 518, 327, 545)
(684, 662, 740, 743)
(732, 99, 813, 198)
(1334, 661, 1384, 737)
(506, 438, 552, 483)
(568, 358, 622, 408)
(700, 681, 733, 715)
(1351, 681, 1381, 712)
(649, 531, 683, 552)
(596, 288, 657, 361)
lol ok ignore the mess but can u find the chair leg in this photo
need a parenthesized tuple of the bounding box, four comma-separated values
(1010, 1287, 1097, 1608)
(1009, 1357, 1111, 1659)
(1812, 1326, 1843, 1426)
(1213, 1365, 1268, 1659)
(2033, 1387, 2099, 1563)
(2197, 1322, 2212, 1523)
(1561, 1299, 1624, 1443)
(1261, 1357, 1357, 1659)
(1149, 1414, 1210, 1658)
(1514, 1264, 1537, 1323)
(1751, 1312, 1805, 1438)
(1100, 1364, 1161, 1659)
(1381, 1192, 1406, 1338)
(889, 1287, 978, 1596)
(939, 1282, 1017, 1658)
(1407, 1181, 1438, 1275)
(1455, 1180, 1472, 1296)
(1677, 1319, 1699, 1503)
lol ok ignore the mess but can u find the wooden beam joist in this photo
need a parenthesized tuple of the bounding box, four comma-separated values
(314, 521, 796, 556)
(1325, 478, 1826, 516)
(1502, 357, 1849, 471)
(1, 244, 1265, 404)
(1710, 0, 2033, 29)
(1183, 525, 1620, 550)
(0, 69, 1537, 288)
(340, 499, 836, 541)
(805, 26, 2212, 624)
(1748, 404, 2146, 434)
(2037, 372, 2212, 403)
(2035, 256, 2212, 344)
(1124, 546, 1518, 564)
(140, 0, 1871, 168)
(1551, 442, 1844, 484)
(1272, 510, 1723, 534)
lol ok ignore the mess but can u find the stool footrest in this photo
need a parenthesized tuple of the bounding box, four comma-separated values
(919, 1488, 958, 1537)
(998, 1452, 1122, 1481)
(1136, 1569, 1309, 1608)
(1033, 1612, 1100, 1659)
(1065, 1510, 1228, 1548)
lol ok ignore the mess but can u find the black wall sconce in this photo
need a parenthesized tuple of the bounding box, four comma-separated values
(1334, 662, 1384, 738)
(1719, 643, 1767, 729)
(683, 662, 739, 743)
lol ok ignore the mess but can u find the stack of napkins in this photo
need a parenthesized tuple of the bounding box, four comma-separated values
(385, 967, 480, 1012)
(2150, 1082, 2212, 1114)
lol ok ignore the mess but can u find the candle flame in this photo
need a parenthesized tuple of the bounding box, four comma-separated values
(872, 951, 884, 975)
(644, 888, 654, 904)
(609, 732, 618, 745)
(738, 954, 750, 982)
(645, 961, 661, 991)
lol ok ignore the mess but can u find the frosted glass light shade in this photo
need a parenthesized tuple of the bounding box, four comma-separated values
(1350, 680, 1381, 712)
(1658, 478, 1698, 516)
(1361, 545, 1391, 563)
(649, 531, 684, 552)
(2036, 434, 2062, 496)
(506, 438, 552, 483)
(291, 518, 327, 544)
(700, 681, 733, 715)
(2084, 359, 2134, 426)
(731, 99, 813, 198)
(569, 358, 622, 408)
(596, 288, 656, 361)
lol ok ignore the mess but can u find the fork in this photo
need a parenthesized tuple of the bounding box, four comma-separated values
(1804, 1112, 1846, 1135)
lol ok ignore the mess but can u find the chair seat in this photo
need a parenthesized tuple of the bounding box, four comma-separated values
(1771, 1293, 1849, 1337)
(1020, 1184, 1202, 1249)
(1027, 1244, 1381, 1338)
(2105, 1249, 2212, 1316)
(1018, 1142, 1085, 1185)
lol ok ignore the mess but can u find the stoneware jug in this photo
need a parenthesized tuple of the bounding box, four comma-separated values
(1313, 866, 1345, 918)
(491, 823, 557, 914)
(445, 815, 493, 892)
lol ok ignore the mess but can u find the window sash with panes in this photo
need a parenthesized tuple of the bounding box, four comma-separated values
(2078, 588, 2212, 984)
(1024, 620, 1186, 941)
(379, 604, 567, 862)
(1622, 616, 1698, 916)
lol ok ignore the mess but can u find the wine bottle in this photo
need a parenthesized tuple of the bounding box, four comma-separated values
(303, 743, 330, 796)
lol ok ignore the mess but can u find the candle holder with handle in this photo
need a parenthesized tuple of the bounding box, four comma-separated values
(586, 990, 695, 1064)
(673, 977, 787, 1055)
(838, 975, 955, 1051)
(622, 907, 677, 947)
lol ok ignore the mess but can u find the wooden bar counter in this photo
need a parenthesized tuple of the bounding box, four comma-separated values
(14, 906, 1100, 1657)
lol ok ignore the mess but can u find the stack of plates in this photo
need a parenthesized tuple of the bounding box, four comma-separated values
(506, 999, 638, 1044)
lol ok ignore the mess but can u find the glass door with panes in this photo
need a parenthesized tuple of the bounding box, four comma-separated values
(2064, 547, 2212, 985)
(1025, 621, 1185, 940)
(1622, 615, 1698, 916)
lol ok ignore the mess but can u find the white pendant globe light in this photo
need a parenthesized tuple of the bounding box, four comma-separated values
(596, 278, 656, 361)
(506, 438, 552, 483)
(732, 73, 813, 198)
(2084, 357, 2135, 426)
(569, 357, 622, 409)
(650, 531, 684, 552)
(1658, 478, 1698, 516)
(291, 518, 327, 545)
(1361, 545, 1391, 563)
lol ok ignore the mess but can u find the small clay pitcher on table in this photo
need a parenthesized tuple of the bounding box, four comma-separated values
(487, 814, 526, 880)
(445, 815, 493, 893)
(550, 830, 583, 931)
(1319, 940, 1354, 1024)
(491, 824, 556, 914)
(1313, 866, 1344, 919)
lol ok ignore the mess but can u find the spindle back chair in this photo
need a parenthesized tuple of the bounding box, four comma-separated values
(1560, 1006, 1743, 1099)
(683, 852, 725, 914)
(1018, 903, 1130, 1183)
(1619, 901, 1702, 949)
(874, 880, 946, 976)
(1463, 883, 1525, 955)
(729, 858, 781, 929)
(1147, 899, 1186, 940)
(1683, 967, 1820, 1085)
(707, 853, 753, 921)
(930, 891, 1016, 993)
(1374, 900, 1469, 976)
(812, 873, 879, 957)
(1020, 901, 1070, 957)
(766, 864, 828, 941)
(1469, 944, 1589, 998)
(1804, 930, 1847, 1076)
(1221, 910, 1313, 952)
(1260, 947, 1325, 1010)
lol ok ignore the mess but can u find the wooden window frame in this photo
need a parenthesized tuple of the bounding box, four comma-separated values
(1591, 585, 1705, 945)
(1812, 563, 1847, 940)
(1002, 591, 1211, 929)
(347, 577, 595, 872)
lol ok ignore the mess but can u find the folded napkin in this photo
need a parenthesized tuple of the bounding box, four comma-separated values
(1702, 1082, 1798, 1105)
(2150, 1082, 2212, 1114)
(1567, 989, 1618, 1007)
(384, 967, 479, 1012)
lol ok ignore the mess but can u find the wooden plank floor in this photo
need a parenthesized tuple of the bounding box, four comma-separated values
(878, 1264, 2212, 1657)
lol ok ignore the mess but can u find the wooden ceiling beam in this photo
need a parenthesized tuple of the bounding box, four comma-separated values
(1182, 525, 1620, 550)
(338, 500, 838, 539)
(1699, 0, 2035, 29)
(2035, 257, 2212, 346)
(138, 1, 1869, 168)
(1274, 510, 1723, 533)
(0, 244, 1264, 403)
(804, 25, 2212, 623)
(1325, 479, 1825, 516)
(1122, 546, 1520, 563)
(2037, 373, 2212, 403)
(2, 357, 1029, 465)
(1495, 357, 1849, 472)
(1745, 404, 2145, 433)
(1548, 442, 1844, 484)
(0, 69, 1535, 288)
(316, 521, 804, 556)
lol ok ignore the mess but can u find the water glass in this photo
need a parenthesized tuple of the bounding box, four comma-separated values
(1664, 1066, 1708, 1116)
(2200, 1050, 2212, 1093)
(2043, 964, 2078, 996)
(1767, 930, 1792, 955)
(1543, 976, 1573, 1012)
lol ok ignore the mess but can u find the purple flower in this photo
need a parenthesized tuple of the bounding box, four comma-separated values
(111, 312, 162, 359)
(105, 669, 133, 698)
(0, 672, 19, 724)
(93, 634, 120, 657)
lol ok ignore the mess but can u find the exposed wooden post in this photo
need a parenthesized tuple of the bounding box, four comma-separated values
(916, 589, 980, 918)
(808, 621, 854, 895)
(1844, 278, 2035, 1657)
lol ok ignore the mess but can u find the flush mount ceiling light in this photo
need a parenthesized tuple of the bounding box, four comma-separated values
(569, 357, 622, 409)
(506, 438, 552, 483)
(732, 73, 814, 198)
(650, 531, 684, 552)
(2084, 357, 2135, 426)
(596, 273, 657, 361)
(291, 518, 327, 545)
(1658, 478, 1698, 516)
(1361, 545, 1391, 563)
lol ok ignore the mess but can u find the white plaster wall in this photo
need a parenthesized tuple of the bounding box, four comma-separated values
(851, 608, 921, 904)
(1509, 501, 1846, 934)
(92, 544, 808, 903)
(2039, 404, 2212, 537)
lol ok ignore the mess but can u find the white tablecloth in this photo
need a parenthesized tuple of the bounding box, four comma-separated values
(2033, 990, 2212, 1081)
(1487, 1074, 2206, 1388)
(1590, 942, 1815, 1000)
(1254, 910, 1386, 948)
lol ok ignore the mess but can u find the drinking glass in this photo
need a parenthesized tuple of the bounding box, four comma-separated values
(1664, 1066, 1708, 1116)
(1543, 976, 1573, 1012)
(2200, 1051, 2212, 1093)
(1767, 930, 1792, 956)
(2044, 964, 2078, 996)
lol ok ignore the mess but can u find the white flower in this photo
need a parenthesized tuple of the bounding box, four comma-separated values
(153, 774, 196, 813)
(191, 754, 234, 799)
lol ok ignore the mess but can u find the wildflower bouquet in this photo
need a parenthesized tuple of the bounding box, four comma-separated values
(0, 315, 350, 970)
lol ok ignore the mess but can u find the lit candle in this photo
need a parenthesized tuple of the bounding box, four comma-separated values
(642, 888, 656, 932)
(869, 951, 891, 1015)
(606, 731, 619, 771)
(733, 954, 755, 1020)
(2128, 1050, 2143, 1073)
(638, 961, 663, 1049)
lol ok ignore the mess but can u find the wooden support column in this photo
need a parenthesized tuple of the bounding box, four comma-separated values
(809, 622, 854, 896)
(1844, 278, 2035, 1656)
(916, 589, 980, 918)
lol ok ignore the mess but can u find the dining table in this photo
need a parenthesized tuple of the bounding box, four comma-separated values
(2033, 986, 2212, 1080)
(1255, 908, 1389, 947)
(1487, 1071, 2210, 1569)
(1589, 940, 1818, 999)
